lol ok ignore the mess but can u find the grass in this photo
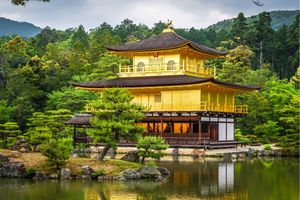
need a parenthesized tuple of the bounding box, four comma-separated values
(0, 149, 141, 176)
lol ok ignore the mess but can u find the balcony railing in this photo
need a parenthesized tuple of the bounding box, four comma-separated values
(148, 102, 248, 114)
(119, 63, 216, 77)
(86, 102, 248, 114)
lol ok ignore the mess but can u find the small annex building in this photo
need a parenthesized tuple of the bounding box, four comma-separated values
(67, 22, 259, 148)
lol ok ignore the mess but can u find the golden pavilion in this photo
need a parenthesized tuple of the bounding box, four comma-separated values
(69, 22, 259, 148)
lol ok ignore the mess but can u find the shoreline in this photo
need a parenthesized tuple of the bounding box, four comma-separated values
(85, 144, 299, 158)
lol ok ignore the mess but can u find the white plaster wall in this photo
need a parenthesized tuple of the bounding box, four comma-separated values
(227, 123, 234, 140)
(218, 123, 226, 141)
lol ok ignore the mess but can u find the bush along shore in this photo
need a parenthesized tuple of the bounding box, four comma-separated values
(0, 150, 170, 181)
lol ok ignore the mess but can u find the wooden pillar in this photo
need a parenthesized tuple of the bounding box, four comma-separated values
(199, 89, 202, 110)
(225, 94, 227, 112)
(73, 125, 76, 148)
(232, 94, 235, 112)
(160, 115, 163, 137)
(208, 91, 211, 110)
(198, 116, 202, 146)
(217, 93, 219, 111)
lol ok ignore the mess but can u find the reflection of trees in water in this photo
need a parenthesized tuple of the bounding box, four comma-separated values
(84, 181, 167, 200)
(235, 158, 299, 200)
(123, 181, 167, 200)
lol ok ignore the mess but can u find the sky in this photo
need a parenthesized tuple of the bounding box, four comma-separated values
(0, 0, 299, 30)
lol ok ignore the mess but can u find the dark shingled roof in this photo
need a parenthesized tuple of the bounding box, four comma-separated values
(72, 75, 260, 90)
(107, 32, 227, 56)
(65, 113, 92, 125)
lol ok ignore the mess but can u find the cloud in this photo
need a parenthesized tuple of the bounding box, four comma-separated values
(0, 0, 298, 30)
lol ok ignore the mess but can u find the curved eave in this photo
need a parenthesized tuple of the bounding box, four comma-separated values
(72, 78, 259, 93)
(107, 42, 226, 58)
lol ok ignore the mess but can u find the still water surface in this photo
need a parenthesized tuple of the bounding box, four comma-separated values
(0, 157, 298, 200)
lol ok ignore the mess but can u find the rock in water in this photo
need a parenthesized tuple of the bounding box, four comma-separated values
(121, 169, 140, 179)
(139, 166, 161, 179)
(157, 167, 170, 178)
(0, 162, 26, 177)
(231, 154, 238, 159)
(82, 166, 95, 176)
(0, 153, 9, 166)
(120, 151, 140, 163)
(248, 148, 257, 157)
(60, 168, 71, 179)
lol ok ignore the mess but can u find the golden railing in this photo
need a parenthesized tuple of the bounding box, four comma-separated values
(147, 102, 248, 114)
(119, 63, 216, 77)
(86, 102, 248, 114)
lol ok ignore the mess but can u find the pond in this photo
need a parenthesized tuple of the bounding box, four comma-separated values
(0, 157, 298, 200)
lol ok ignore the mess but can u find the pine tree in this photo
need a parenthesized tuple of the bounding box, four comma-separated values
(230, 12, 248, 45)
(87, 88, 145, 161)
(137, 136, 169, 164)
(0, 122, 21, 148)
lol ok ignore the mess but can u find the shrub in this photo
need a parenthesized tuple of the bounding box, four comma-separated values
(137, 136, 169, 164)
(263, 144, 272, 150)
(145, 161, 157, 167)
(245, 134, 260, 144)
(253, 120, 282, 143)
(25, 167, 38, 177)
(234, 129, 251, 144)
(90, 169, 105, 179)
(41, 138, 73, 169)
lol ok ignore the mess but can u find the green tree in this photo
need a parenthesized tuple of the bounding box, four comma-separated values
(46, 87, 97, 112)
(218, 45, 254, 84)
(0, 100, 15, 124)
(286, 14, 300, 78)
(0, 122, 21, 148)
(252, 12, 273, 69)
(290, 66, 300, 89)
(253, 120, 283, 143)
(25, 109, 72, 150)
(238, 78, 299, 145)
(86, 53, 130, 81)
(137, 136, 169, 164)
(89, 26, 121, 61)
(230, 12, 248, 45)
(69, 40, 90, 76)
(70, 25, 89, 49)
(3, 36, 28, 67)
(41, 137, 73, 169)
(152, 21, 167, 35)
(87, 88, 145, 161)
(114, 19, 137, 42)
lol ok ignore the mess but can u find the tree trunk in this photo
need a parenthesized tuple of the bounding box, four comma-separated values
(259, 40, 263, 69)
(98, 144, 110, 161)
(141, 156, 145, 164)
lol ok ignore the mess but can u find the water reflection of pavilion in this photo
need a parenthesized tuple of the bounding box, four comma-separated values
(163, 161, 246, 199)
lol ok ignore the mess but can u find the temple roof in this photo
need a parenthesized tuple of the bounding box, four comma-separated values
(72, 75, 260, 90)
(107, 32, 227, 56)
(65, 113, 92, 125)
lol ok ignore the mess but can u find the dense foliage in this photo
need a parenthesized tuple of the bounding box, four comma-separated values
(0, 12, 299, 151)
(137, 136, 169, 164)
(41, 137, 73, 169)
(25, 109, 73, 168)
(87, 88, 145, 160)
